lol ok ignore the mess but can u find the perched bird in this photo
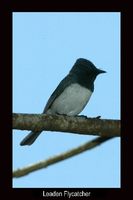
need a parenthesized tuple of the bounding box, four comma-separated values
(20, 58, 106, 146)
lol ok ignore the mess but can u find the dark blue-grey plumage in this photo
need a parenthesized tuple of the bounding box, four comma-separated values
(20, 58, 106, 146)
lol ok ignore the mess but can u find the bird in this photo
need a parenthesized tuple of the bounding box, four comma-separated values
(20, 58, 106, 146)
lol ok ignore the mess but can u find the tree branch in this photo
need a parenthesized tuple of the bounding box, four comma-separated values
(13, 136, 113, 178)
(13, 113, 120, 137)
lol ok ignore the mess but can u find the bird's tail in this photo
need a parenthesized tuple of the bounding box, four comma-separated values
(20, 131, 42, 146)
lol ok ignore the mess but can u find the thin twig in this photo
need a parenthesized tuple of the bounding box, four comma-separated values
(13, 136, 113, 178)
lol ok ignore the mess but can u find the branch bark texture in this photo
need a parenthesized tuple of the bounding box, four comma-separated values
(13, 113, 120, 137)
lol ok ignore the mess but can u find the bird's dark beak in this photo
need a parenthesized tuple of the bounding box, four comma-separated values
(97, 69, 106, 74)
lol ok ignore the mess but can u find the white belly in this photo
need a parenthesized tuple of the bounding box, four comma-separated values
(47, 83, 92, 116)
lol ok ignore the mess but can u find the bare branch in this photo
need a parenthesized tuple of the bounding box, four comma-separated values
(13, 136, 113, 178)
(13, 113, 120, 137)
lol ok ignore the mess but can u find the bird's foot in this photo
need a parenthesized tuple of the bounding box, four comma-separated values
(78, 115, 101, 119)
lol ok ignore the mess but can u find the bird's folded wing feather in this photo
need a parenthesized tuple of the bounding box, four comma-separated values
(43, 74, 77, 113)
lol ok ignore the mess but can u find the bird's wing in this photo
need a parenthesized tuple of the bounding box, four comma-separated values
(43, 73, 76, 113)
